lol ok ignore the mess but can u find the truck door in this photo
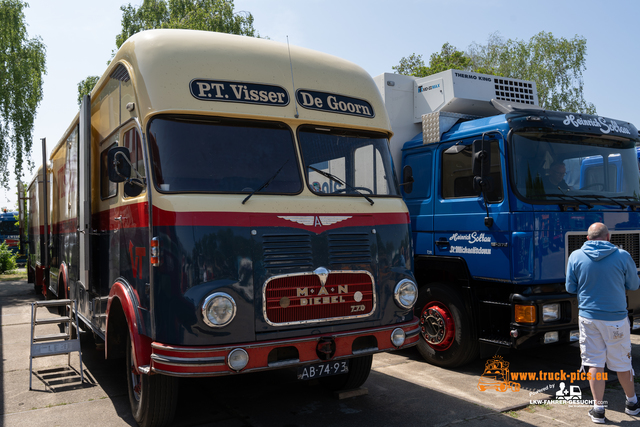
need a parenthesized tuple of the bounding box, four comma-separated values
(402, 149, 435, 257)
(433, 136, 511, 281)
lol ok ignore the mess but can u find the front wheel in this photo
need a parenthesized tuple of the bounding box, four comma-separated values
(416, 283, 478, 368)
(126, 334, 179, 427)
(320, 355, 373, 391)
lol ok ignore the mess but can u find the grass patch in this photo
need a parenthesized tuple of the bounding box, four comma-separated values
(0, 268, 27, 281)
(524, 405, 536, 413)
(504, 411, 519, 418)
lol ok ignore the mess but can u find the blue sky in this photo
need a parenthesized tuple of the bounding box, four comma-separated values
(2, 0, 638, 207)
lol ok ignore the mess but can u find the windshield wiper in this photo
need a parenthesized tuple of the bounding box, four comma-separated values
(307, 165, 374, 205)
(242, 160, 288, 204)
(580, 194, 627, 208)
(545, 192, 593, 209)
(611, 195, 640, 204)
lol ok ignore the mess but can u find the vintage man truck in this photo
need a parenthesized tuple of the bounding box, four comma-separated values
(27, 29, 419, 426)
(374, 69, 640, 368)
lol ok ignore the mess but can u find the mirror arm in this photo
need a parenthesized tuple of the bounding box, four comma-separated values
(114, 151, 146, 187)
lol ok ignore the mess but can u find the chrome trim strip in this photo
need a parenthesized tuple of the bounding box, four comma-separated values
(150, 347, 414, 377)
(151, 318, 420, 354)
(262, 268, 377, 327)
(352, 347, 378, 355)
(151, 354, 226, 367)
(267, 358, 300, 368)
(406, 326, 421, 339)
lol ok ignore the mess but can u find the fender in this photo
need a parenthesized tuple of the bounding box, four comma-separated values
(106, 280, 151, 369)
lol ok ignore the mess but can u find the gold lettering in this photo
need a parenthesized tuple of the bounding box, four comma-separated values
(300, 298, 308, 306)
(318, 286, 329, 296)
(339, 296, 345, 303)
(297, 288, 308, 297)
(323, 297, 330, 304)
(314, 297, 321, 305)
(338, 285, 348, 294)
(331, 296, 339, 303)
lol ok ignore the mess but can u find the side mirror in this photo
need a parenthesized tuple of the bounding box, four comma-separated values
(401, 165, 414, 194)
(472, 139, 494, 193)
(108, 147, 131, 183)
(124, 181, 144, 198)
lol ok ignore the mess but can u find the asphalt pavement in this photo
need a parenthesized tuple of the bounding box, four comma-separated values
(2, 275, 640, 426)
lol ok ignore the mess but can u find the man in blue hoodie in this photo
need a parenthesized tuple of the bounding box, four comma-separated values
(566, 222, 640, 423)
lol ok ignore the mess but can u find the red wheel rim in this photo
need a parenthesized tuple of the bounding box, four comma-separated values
(420, 301, 455, 351)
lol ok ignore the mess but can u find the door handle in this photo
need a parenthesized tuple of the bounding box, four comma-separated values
(435, 239, 450, 250)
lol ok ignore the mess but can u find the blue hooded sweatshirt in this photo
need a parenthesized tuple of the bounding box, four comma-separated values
(566, 240, 639, 321)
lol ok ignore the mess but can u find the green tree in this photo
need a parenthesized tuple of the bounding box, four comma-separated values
(393, 43, 471, 77)
(468, 32, 595, 113)
(0, 0, 46, 187)
(392, 53, 426, 77)
(394, 32, 595, 113)
(0, 241, 17, 274)
(78, 0, 260, 101)
(77, 75, 99, 106)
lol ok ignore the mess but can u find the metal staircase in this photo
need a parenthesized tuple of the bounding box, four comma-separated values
(29, 299, 83, 389)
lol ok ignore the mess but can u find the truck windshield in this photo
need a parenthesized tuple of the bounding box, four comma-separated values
(298, 126, 399, 197)
(148, 116, 302, 194)
(510, 132, 640, 203)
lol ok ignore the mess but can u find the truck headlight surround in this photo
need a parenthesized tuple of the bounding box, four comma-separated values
(542, 303, 560, 322)
(202, 292, 236, 327)
(394, 279, 418, 309)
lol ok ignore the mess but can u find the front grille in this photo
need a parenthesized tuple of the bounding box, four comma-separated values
(264, 271, 375, 326)
(263, 234, 313, 270)
(566, 231, 640, 268)
(328, 232, 371, 265)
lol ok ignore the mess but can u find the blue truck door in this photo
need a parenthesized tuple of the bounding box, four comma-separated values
(402, 149, 435, 256)
(433, 137, 511, 281)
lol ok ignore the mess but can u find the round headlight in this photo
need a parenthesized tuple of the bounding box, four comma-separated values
(202, 292, 236, 327)
(391, 328, 406, 347)
(227, 348, 249, 371)
(394, 279, 418, 309)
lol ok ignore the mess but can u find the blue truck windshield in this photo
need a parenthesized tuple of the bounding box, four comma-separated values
(511, 132, 640, 203)
(298, 126, 399, 197)
(148, 116, 302, 194)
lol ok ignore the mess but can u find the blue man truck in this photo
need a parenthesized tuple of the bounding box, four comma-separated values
(374, 69, 640, 367)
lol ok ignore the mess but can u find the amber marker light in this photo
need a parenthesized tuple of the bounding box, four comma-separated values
(514, 304, 536, 324)
(150, 237, 160, 266)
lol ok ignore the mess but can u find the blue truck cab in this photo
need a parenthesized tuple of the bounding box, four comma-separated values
(0, 210, 25, 265)
(375, 70, 640, 367)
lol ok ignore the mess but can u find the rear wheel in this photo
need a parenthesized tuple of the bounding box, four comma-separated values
(126, 334, 178, 427)
(320, 355, 373, 391)
(416, 283, 478, 368)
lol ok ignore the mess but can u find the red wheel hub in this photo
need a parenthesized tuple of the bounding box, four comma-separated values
(420, 301, 455, 351)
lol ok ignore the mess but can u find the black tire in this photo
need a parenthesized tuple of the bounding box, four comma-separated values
(320, 355, 373, 391)
(126, 334, 179, 427)
(415, 283, 478, 368)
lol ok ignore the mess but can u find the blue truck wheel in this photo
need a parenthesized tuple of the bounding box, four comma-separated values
(416, 283, 478, 368)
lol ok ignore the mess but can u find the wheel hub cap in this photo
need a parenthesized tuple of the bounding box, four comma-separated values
(420, 302, 455, 351)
